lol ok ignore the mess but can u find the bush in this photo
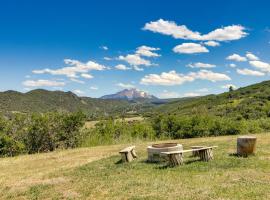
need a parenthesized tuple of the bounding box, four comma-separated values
(151, 114, 266, 139)
(0, 132, 25, 156)
(81, 120, 155, 147)
(0, 112, 86, 156)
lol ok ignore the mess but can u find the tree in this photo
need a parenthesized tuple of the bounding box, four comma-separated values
(229, 86, 234, 92)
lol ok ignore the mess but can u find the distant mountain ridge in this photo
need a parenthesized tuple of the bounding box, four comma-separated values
(101, 88, 158, 100)
(0, 89, 160, 117)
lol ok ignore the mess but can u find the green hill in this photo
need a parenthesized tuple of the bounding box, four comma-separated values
(154, 80, 270, 120)
(2, 80, 270, 120)
(0, 89, 158, 118)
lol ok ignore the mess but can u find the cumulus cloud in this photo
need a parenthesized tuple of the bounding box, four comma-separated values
(183, 92, 201, 97)
(100, 46, 108, 50)
(136, 45, 161, 57)
(117, 45, 160, 71)
(140, 70, 230, 86)
(33, 59, 107, 78)
(229, 63, 236, 68)
(90, 86, 98, 90)
(115, 64, 131, 70)
(189, 70, 231, 82)
(204, 41, 220, 47)
(118, 54, 152, 67)
(173, 43, 209, 54)
(249, 60, 270, 72)
(23, 79, 65, 87)
(133, 66, 144, 71)
(187, 62, 216, 68)
(143, 19, 247, 41)
(70, 78, 85, 84)
(81, 73, 93, 79)
(104, 57, 112, 61)
(116, 83, 135, 88)
(197, 88, 209, 92)
(246, 52, 259, 61)
(226, 54, 247, 62)
(159, 90, 180, 98)
(236, 68, 265, 76)
(140, 71, 194, 86)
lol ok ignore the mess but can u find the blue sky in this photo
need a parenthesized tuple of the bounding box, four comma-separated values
(1, 0, 270, 98)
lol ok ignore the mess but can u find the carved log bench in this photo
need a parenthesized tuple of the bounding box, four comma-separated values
(161, 146, 218, 167)
(119, 146, 137, 163)
(191, 146, 205, 157)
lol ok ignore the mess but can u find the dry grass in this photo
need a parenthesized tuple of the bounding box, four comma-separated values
(1, 133, 270, 199)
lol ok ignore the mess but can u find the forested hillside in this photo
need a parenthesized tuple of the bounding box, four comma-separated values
(0, 89, 159, 118)
(154, 80, 270, 120)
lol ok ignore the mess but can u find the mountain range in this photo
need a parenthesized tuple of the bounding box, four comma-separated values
(1, 80, 270, 120)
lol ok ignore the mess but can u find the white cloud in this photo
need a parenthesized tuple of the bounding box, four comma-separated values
(136, 45, 160, 57)
(81, 73, 93, 79)
(116, 83, 135, 88)
(90, 86, 98, 90)
(159, 90, 180, 98)
(115, 64, 131, 70)
(173, 43, 209, 54)
(246, 52, 259, 61)
(204, 41, 220, 47)
(226, 54, 247, 62)
(187, 62, 216, 68)
(197, 88, 209, 92)
(118, 54, 152, 67)
(236, 68, 265, 76)
(229, 63, 236, 68)
(133, 66, 144, 71)
(183, 92, 201, 97)
(73, 89, 85, 95)
(221, 84, 237, 89)
(23, 79, 65, 87)
(189, 70, 231, 82)
(70, 78, 85, 84)
(104, 57, 112, 61)
(23, 88, 31, 91)
(249, 60, 270, 72)
(140, 70, 230, 86)
(140, 71, 194, 86)
(100, 46, 108, 50)
(143, 19, 247, 41)
(33, 59, 107, 78)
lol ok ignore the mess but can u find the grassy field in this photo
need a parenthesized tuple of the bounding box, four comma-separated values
(84, 116, 145, 128)
(1, 133, 270, 199)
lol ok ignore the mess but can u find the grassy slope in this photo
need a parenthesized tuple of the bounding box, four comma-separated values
(155, 80, 270, 118)
(1, 133, 270, 199)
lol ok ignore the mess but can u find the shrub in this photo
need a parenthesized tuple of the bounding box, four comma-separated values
(0, 112, 86, 156)
(0, 132, 25, 156)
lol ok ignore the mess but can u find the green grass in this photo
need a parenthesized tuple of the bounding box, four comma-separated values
(1, 133, 270, 199)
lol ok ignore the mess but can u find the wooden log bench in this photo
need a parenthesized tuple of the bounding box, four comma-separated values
(161, 146, 218, 167)
(191, 146, 205, 157)
(119, 146, 137, 163)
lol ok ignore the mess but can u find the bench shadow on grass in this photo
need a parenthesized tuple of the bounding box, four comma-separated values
(115, 159, 123, 165)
